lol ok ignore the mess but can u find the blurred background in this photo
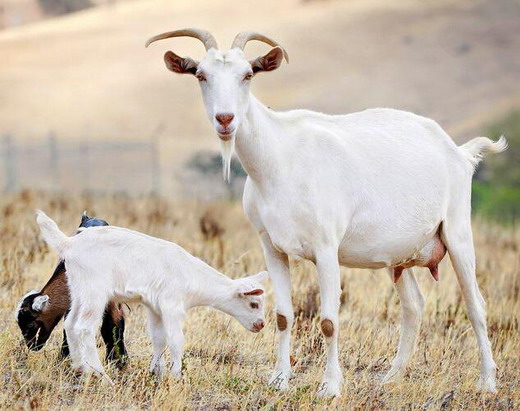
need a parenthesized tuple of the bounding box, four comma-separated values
(0, 0, 519, 220)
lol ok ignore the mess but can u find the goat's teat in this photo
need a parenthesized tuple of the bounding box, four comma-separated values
(392, 233, 447, 283)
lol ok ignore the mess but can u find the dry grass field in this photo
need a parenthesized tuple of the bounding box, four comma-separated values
(1, 0, 519, 196)
(0, 191, 518, 409)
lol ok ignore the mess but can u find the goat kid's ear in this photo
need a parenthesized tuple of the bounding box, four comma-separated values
(250, 47, 285, 74)
(31, 295, 50, 312)
(80, 210, 90, 226)
(164, 51, 199, 75)
(243, 289, 264, 296)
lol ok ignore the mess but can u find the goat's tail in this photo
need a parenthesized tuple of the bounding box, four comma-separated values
(36, 210, 71, 257)
(458, 135, 508, 170)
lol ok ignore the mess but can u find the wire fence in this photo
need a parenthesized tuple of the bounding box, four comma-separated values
(0, 134, 161, 195)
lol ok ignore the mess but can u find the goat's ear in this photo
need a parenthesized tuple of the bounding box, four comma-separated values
(31, 295, 50, 312)
(250, 47, 284, 74)
(243, 289, 264, 296)
(81, 210, 89, 226)
(164, 51, 199, 75)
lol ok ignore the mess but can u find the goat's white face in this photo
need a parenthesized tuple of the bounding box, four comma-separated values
(195, 49, 253, 141)
(147, 29, 287, 180)
(163, 46, 284, 180)
(230, 287, 266, 333)
(220, 271, 268, 332)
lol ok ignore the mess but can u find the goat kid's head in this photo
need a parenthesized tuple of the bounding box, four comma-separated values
(15, 212, 109, 351)
(224, 271, 268, 333)
(15, 291, 53, 350)
(146, 29, 288, 180)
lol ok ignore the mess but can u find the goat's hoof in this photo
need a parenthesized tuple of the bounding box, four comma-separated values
(268, 370, 291, 391)
(316, 379, 342, 398)
(108, 356, 128, 370)
(149, 366, 165, 379)
(101, 374, 114, 386)
(476, 376, 497, 393)
(381, 367, 405, 385)
(170, 370, 182, 380)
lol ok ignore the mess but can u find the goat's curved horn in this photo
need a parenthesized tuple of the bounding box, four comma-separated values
(231, 31, 289, 63)
(145, 28, 218, 51)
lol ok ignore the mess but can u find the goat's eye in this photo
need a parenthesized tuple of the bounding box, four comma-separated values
(196, 73, 206, 82)
(243, 73, 253, 81)
(250, 302, 259, 309)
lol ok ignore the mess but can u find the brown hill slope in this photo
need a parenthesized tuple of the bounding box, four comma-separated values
(0, 0, 518, 194)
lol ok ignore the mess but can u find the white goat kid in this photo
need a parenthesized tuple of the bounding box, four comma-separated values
(146, 29, 506, 396)
(36, 211, 267, 383)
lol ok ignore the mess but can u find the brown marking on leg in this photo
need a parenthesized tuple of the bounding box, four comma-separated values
(276, 313, 287, 331)
(321, 319, 334, 338)
(393, 266, 404, 283)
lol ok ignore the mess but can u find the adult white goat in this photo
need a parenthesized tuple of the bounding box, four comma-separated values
(146, 28, 506, 396)
(36, 211, 267, 384)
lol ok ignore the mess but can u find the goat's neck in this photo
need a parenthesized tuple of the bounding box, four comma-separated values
(235, 94, 282, 183)
(41, 262, 71, 315)
(186, 261, 234, 309)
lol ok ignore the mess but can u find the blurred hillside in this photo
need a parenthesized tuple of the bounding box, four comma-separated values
(0, 0, 125, 29)
(0, 0, 519, 197)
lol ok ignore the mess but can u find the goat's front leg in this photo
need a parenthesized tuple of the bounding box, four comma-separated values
(260, 232, 293, 391)
(147, 309, 167, 377)
(382, 267, 424, 384)
(59, 308, 71, 360)
(316, 248, 343, 397)
(162, 310, 185, 378)
(59, 329, 70, 360)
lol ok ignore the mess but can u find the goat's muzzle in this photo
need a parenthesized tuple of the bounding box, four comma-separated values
(252, 320, 265, 332)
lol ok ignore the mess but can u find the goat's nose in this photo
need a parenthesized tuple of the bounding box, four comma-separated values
(253, 320, 265, 331)
(215, 113, 234, 128)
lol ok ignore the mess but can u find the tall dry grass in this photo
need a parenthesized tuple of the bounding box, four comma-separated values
(0, 191, 518, 409)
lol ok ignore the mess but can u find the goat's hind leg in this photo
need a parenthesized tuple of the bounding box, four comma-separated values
(382, 267, 424, 384)
(74, 297, 112, 384)
(63, 305, 82, 371)
(443, 220, 497, 392)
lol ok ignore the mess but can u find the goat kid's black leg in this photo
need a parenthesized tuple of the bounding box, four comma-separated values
(58, 310, 71, 361)
(101, 305, 128, 369)
(58, 329, 70, 360)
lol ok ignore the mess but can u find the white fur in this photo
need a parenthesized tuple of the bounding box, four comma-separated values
(31, 295, 50, 312)
(36, 211, 267, 383)
(168, 44, 506, 396)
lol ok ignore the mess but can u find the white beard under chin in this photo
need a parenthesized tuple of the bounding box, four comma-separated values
(220, 137, 235, 183)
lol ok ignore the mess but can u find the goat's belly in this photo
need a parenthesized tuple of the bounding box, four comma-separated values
(338, 246, 392, 269)
(338, 228, 445, 270)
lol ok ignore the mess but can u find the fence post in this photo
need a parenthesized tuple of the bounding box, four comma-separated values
(48, 132, 59, 190)
(2, 135, 16, 192)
